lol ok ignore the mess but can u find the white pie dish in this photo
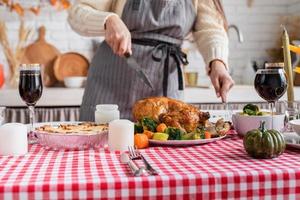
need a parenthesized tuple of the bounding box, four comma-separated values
(32, 121, 108, 150)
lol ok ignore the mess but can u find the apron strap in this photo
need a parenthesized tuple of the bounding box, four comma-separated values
(132, 38, 188, 96)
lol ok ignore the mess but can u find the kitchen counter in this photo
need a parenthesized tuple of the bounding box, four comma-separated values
(1, 85, 300, 107)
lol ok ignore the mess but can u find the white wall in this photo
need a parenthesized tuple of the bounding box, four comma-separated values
(0, 0, 299, 87)
(0, 6, 99, 85)
(186, 0, 298, 85)
(225, 0, 289, 84)
(288, 0, 300, 13)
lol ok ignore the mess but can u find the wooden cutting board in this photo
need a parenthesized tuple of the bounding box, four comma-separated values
(53, 52, 89, 81)
(21, 26, 60, 87)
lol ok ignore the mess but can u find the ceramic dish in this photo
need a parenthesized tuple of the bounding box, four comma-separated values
(33, 122, 108, 150)
(64, 76, 87, 88)
(149, 135, 227, 147)
(147, 116, 234, 147)
(289, 119, 300, 135)
(232, 112, 285, 136)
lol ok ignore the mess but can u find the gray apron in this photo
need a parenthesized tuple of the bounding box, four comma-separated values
(80, 0, 197, 120)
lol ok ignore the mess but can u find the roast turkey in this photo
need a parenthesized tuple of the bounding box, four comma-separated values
(132, 97, 210, 132)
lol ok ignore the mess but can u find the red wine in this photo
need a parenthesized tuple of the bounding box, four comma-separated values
(19, 70, 43, 106)
(254, 72, 287, 103)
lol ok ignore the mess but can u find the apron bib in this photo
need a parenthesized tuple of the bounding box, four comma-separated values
(80, 0, 196, 120)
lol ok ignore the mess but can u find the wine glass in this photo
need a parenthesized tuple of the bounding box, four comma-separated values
(0, 107, 5, 125)
(254, 65, 287, 129)
(283, 100, 300, 132)
(18, 64, 43, 144)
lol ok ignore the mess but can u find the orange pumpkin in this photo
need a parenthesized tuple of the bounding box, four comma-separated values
(134, 134, 149, 149)
(0, 64, 4, 89)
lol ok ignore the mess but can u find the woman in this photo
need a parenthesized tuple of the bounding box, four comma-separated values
(68, 0, 234, 120)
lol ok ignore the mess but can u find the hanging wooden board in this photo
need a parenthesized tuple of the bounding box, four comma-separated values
(21, 26, 60, 87)
(247, 0, 254, 7)
(53, 52, 89, 81)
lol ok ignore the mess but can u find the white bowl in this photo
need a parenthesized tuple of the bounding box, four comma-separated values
(289, 119, 300, 135)
(64, 76, 86, 88)
(232, 112, 285, 136)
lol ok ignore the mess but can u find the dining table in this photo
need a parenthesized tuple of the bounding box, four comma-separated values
(0, 135, 300, 200)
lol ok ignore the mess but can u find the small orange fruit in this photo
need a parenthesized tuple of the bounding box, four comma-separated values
(156, 123, 167, 133)
(143, 130, 154, 139)
(134, 134, 149, 149)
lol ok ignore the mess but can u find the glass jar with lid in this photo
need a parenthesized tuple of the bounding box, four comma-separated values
(95, 104, 120, 124)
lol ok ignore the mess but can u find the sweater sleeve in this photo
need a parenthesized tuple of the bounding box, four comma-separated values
(67, 0, 118, 37)
(193, 0, 229, 71)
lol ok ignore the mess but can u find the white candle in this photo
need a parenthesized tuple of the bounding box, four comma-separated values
(0, 123, 28, 156)
(108, 120, 134, 151)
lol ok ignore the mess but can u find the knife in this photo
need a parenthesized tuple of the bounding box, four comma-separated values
(124, 53, 154, 90)
(140, 154, 159, 175)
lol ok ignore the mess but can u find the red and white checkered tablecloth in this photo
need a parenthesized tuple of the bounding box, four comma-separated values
(0, 136, 300, 200)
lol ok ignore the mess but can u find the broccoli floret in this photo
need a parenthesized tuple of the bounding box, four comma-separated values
(134, 123, 144, 133)
(165, 127, 185, 140)
(243, 104, 260, 116)
(194, 127, 205, 139)
(141, 117, 158, 132)
(181, 132, 195, 140)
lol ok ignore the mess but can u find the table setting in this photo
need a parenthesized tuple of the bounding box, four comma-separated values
(2, 30, 300, 200)
(1, 99, 300, 199)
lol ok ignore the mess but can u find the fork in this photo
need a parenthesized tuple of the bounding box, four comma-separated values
(128, 146, 159, 175)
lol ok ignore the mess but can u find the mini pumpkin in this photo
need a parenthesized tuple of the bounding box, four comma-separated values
(243, 121, 286, 159)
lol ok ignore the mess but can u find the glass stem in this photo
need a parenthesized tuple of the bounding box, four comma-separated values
(269, 102, 275, 129)
(28, 105, 35, 133)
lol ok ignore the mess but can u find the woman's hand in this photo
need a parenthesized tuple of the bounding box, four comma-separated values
(105, 15, 132, 56)
(209, 60, 235, 102)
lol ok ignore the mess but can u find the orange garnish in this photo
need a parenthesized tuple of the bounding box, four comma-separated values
(1, 0, 10, 5)
(294, 66, 300, 74)
(289, 45, 300, 55)
(60, 0, 70, 9)
(30, 6, 40, 15)
(49, 0, 57, 6)
(204, 131, 211, 139)
(11, 3, 24, 16)
(156, 123, 167, 133)
(143, 130, 154, 139)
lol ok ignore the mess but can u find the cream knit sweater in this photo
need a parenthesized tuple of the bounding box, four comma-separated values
(68, 0, 229, 67)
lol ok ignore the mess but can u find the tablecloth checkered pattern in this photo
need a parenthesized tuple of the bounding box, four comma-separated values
(1, 136, 300, 200)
